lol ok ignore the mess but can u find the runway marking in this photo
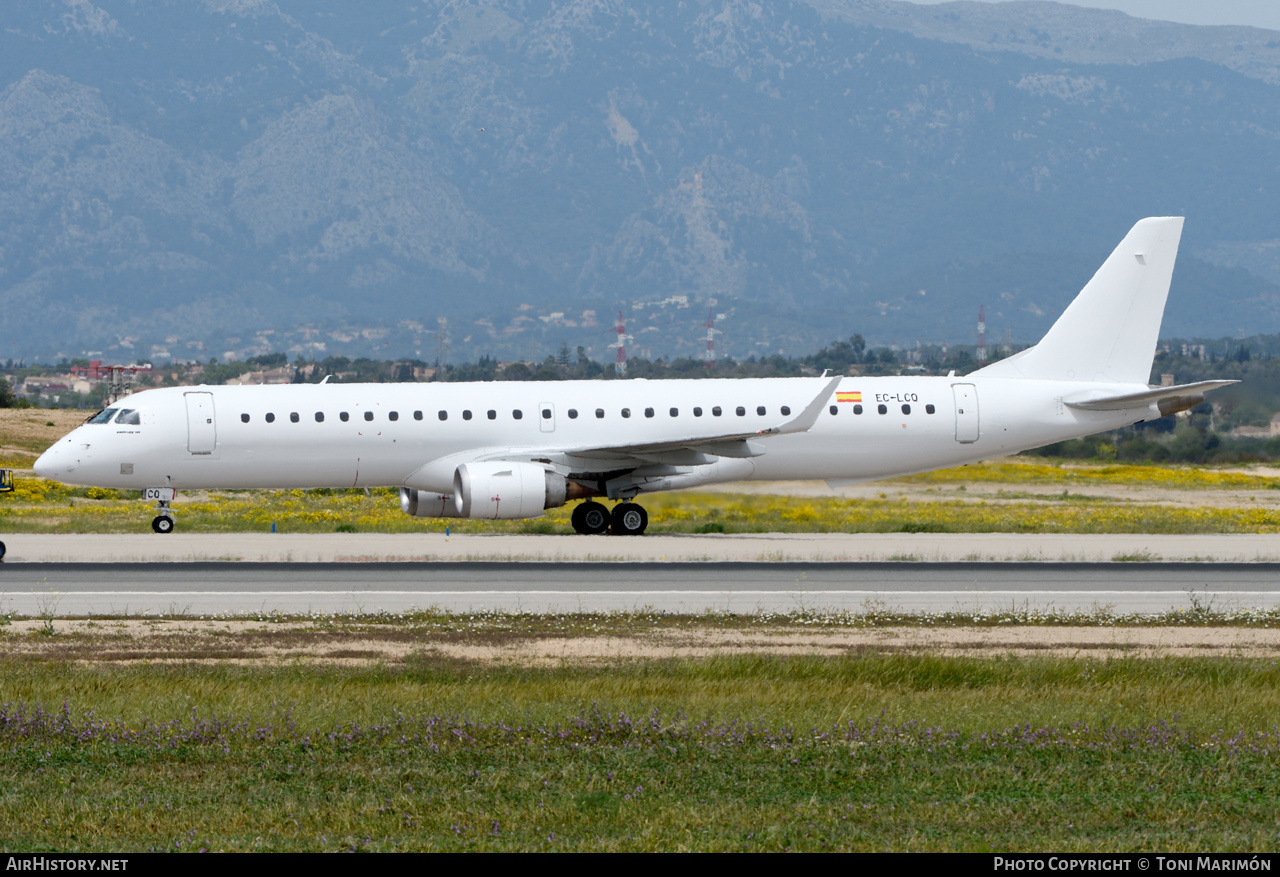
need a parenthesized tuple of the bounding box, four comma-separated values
(20, 590, 1280, 597)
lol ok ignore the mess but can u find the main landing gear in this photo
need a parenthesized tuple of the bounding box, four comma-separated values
(571, 500, 648, 536)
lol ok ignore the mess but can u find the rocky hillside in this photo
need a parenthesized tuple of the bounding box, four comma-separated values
(2, 0, 1279, 362)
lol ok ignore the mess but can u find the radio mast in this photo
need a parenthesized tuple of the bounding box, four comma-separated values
(610, 312, 630, 376)
(976, 305, 988, 365)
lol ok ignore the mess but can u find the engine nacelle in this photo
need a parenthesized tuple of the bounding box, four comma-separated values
(399, 487, 463, 518)
(453, 462, 568, 519)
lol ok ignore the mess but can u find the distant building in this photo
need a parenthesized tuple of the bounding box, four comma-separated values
(225, 366, 295, 385)
(1232, 413, 1280, 438)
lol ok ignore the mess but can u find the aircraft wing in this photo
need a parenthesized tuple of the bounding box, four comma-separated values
(1063, 380, 1237, 413)
(402, 376, 843, 488)
(564, 374, 842, 463)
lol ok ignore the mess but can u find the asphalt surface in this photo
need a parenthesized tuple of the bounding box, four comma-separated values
(2, 561, 1276, 616)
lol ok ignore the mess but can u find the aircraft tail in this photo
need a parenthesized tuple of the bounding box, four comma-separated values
(973, 217, 1184, 384)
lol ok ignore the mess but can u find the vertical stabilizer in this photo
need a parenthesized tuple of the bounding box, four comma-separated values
(973, 217, 1184, 384)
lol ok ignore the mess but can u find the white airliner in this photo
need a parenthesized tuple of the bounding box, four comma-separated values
(33, 217, 1232, 537)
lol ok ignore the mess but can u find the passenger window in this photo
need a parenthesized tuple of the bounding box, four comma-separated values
(115, 409, 141, 425)
(340, 412, 349, 422)
(877, 404, 887, 415)
(596, 409, 605, 419)
(487, 410, 496, 420)
(87, 408, 118, 424)
(315, 412, 325, 423)
(438, 411, 448, 421)
(364, 411, 374, 421)
(463, 410, 473, 421)
(644, 407, 654, 418)
(829, 405, 838, 416)
(513, 410, 523, 420)
(756, 406, 766, 416)
(781, 406, 791, 416)
(621, 408, 631, 418)
(853, 404, 863, 415)
(926, 404, 936, 414)
(414, 411, 423, 421)
(669, 408, 679, 417)
(266, 413, 276, 423)
(693, 407, 703, 417)
(735, 406, 746, 416)
(542, 408, 552, 420)
(389, 411, 399, 421)
(289, 412, 299, 423)
(901, 404, 911, 415)
(568, 409, 579, 419)
(241, 413, 250, 423)
(712, 406, 722, 417)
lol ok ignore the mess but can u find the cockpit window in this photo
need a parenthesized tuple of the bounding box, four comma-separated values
(87, 408, 118, 424)
(115, 409, 141, 425)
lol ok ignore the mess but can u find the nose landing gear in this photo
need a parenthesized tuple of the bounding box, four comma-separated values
(145, 487, 177, 534)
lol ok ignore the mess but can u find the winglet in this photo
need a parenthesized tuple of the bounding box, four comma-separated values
(764, 375, 842, 436)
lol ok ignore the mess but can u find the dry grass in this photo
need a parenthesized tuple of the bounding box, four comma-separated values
(0, 408, 87, 467)
(7, 618, 1280, 666)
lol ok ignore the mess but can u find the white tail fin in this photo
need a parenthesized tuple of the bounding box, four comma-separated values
(974, 217, 1184, 384)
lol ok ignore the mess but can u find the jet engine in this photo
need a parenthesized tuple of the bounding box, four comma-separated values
(453, 462, 571, 520)
(399, 488, 463, 518)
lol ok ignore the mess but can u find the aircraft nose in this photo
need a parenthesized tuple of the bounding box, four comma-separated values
(34, 441, 74, 479)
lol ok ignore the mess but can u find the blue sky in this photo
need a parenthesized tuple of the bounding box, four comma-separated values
(907, 1, 1280, 31)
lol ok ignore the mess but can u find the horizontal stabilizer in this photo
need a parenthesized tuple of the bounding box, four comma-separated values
(1064, 380, 1236, 412)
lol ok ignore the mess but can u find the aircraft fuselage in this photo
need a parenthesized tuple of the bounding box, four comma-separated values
(36, 375, 1151, 494)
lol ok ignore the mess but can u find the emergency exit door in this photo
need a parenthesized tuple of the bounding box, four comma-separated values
(952, 383, 979, 444)
(185, 392, 217, 454)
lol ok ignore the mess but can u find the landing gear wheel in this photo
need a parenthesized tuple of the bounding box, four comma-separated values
(0, 540, 6, 561)
(610, 502, 648, 536)
(573, 501, 610, 535)
(151, 515, 175, 534)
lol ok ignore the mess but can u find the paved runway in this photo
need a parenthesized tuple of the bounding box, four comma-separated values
(2, 561, 1276, 616)
(4, 532, 1280, 564)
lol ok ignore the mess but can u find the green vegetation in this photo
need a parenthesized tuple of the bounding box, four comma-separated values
(2, 653, 1279, 851)
(4, 482, 1280, 534)
(5, 454, 1280, 534)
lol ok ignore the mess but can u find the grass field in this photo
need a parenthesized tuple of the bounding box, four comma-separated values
(3, 642, 1280, 852)
(5, 413, 1280, 850)
(5, 480, 1280, 535)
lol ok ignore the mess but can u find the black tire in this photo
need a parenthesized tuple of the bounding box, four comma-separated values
(0, 540, 6, 561)
(152, 515, 175, 534)
(577, 501, 611, 535)
(610, 502, 648, 536)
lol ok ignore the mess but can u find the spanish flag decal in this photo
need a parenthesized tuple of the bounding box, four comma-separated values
(836, 391, 862, 403)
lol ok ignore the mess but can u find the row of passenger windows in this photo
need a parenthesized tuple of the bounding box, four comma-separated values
(239, 404, 798, 424)
(829, 403, 937, 415)
(238, 402, 943, 424)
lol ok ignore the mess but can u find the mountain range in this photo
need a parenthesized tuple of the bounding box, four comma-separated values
(3, 0, 1280, 363)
